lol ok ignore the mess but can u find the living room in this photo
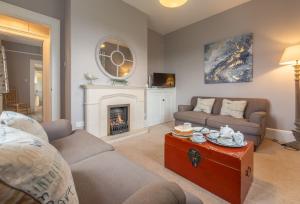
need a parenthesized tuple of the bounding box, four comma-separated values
(0, 0, 299, 204)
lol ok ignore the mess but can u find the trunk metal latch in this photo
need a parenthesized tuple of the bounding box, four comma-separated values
(188, 148, 201, 168)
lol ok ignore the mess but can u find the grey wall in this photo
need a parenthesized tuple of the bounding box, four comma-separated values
(0, 0, 66, 118)
(148, 29, 165, 75)
(68, 0, 148, 127)
(164, 0, 300, 130)
(2, 41, 42, 105)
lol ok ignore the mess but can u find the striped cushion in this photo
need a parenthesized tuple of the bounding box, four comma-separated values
(0, 126, 79, 204)
(0, 181, 38, 204)
(0, 111, 48, 142)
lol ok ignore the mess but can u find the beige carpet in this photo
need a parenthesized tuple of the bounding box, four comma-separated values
(112, 122, 300, 204)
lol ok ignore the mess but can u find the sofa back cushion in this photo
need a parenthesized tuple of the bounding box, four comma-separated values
(220, 99, 247, 118)
(191, 96, 269, 119)
(0, 125, 79, 204)
(193, 98, 215, 113)
(42, 119, 73, 142)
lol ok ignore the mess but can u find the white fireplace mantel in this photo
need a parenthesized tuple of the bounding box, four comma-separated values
(81, 84, 145, 138)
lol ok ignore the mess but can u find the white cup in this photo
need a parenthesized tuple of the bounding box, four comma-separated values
(183, 122, 192, 130)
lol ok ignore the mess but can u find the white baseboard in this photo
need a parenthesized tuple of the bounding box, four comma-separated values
(102, 128, 149, 144)
(265, 128, 295, 144)
(75, 121, 85, 129)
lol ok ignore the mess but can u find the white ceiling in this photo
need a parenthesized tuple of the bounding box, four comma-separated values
(0, 32, 43, 47)
(122, 0, 251, 34)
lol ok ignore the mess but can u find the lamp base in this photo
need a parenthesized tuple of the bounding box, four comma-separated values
(281, 130, 300, 151)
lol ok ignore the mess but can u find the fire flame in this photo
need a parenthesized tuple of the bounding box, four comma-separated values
(116, 113, 124, 123)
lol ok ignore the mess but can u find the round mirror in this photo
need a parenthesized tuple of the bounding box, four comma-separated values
(96, 37, 135, 80)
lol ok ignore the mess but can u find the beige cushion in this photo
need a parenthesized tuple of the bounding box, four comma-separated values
(71, 151, 161, 204)
(0, 181, 38, 204)
(0, 126, 79, 204)
(42, 119, 73, 142)
(220, 99, 247, 118)
(193, 98, 215, 113)
(51, 130, 114, 164)
(0, 111, 48, 142)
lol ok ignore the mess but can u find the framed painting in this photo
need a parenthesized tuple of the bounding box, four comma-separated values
(204, 33, 253, 84)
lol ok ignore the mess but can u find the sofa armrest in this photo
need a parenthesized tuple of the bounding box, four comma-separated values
(41, 119, 73, 142)
(123, 181, 186, 204)
(249, 112, 267, 125)
(178, 105, 194, 112)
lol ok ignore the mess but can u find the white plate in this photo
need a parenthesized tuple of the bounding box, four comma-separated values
(206, 137, 247, 148)
(171, 131, 192, 138)
(174, 125, 193, 132)
(208, 132, 220, 139)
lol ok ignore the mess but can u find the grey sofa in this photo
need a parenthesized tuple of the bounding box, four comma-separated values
(174, 96, 269, 148)
(42, 120, 202, 204)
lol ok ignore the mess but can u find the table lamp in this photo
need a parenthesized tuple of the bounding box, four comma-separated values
(280, 44, 300, 150)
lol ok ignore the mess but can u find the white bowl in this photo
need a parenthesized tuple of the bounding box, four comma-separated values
(191, 135, 206, 143)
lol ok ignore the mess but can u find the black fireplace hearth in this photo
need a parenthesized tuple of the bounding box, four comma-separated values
(108, 104, 130, 135)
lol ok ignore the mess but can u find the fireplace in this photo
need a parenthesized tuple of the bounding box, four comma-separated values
(107, 104, 130, 135)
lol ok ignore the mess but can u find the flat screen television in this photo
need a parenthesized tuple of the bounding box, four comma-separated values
(152, 73, 175, 88)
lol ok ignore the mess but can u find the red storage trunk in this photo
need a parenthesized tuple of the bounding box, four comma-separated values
(164, 133, 254, 204)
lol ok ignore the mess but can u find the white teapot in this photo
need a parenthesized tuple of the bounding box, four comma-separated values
(220, 125, 234, 138)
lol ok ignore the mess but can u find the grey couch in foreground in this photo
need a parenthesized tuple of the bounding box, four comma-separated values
(42, 120, 202, 204)
(174, 96, 269, 148)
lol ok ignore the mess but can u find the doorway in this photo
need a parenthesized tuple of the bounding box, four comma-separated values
(0, 14, 50, 121)
(0, 1, 61, 121)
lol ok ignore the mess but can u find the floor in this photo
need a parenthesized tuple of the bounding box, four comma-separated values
(113, 122, 300, 204)
(29, 106, 43, 122)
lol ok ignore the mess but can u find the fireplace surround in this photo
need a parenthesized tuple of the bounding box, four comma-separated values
(82, 84, 145, 138)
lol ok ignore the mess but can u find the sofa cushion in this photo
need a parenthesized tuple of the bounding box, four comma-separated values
(70, 151, 161, 204)
(0, 111, 48, 142)
(123, 181, 186, 204)
(0, 126, 79, 204)
(42, 119, 73, 142)
(174, 111, 209, 125)
(193, 98, 215, 114)
(207, 115, 261, 136)
(0, 181, 38, 204)
(191, 96, 269, 119)
(51, 129, 114, 164)
(220, 99, 247, 119)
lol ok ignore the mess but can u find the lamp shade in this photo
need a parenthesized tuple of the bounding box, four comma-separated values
(280, 44, 300, 65)
(159, 0, 188, 8)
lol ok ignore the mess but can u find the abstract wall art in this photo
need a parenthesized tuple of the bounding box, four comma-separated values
(204, 33, 253, 84)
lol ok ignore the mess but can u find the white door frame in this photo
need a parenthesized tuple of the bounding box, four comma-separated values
(30, 59, 43, 111)
(0, 1, 61, 121)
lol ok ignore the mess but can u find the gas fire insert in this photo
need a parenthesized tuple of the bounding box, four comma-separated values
(107, 104, 130, 136)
